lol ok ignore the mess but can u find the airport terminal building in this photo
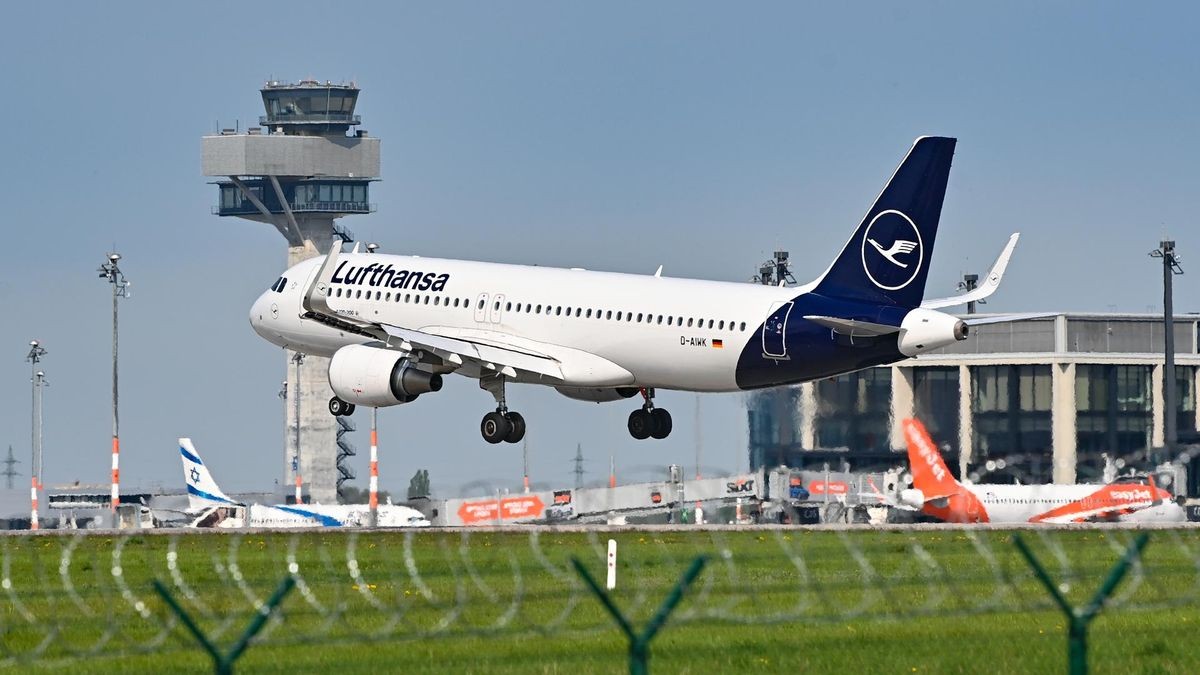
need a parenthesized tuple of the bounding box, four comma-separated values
(747, 313, 1200, 491)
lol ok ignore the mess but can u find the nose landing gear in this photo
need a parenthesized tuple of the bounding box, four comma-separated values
(628, 388, 672, 440)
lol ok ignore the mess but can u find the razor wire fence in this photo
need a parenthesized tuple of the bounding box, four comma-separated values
(0, 526, 1198, 673)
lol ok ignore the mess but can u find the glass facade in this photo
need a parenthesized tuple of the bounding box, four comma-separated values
(814, 369, 891, 452)
(972, 365, 1053, 482)
(912, 367, 960, 456)
(1176, 365, 1196, 435)
(1075, 364, 1153, 480)
(746, 387, 803, 469)
(262, 88, 358, 123)
(216, 180, 371, 216)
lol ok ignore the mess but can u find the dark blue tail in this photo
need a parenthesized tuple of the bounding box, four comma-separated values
(813, 136, 956, 309)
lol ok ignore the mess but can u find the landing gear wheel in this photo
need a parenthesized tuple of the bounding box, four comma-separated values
(481, 411, 513, 444)
(650, 408, 673, 439)
(504, 412, 526, 444)
(628, 409, 653, 440)
(328, 397, 354, 417)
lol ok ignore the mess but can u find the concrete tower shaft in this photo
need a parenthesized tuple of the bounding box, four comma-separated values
(203, 80, 381, 504)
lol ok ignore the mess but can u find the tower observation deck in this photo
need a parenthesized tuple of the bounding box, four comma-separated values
(203, 80, 381, 504)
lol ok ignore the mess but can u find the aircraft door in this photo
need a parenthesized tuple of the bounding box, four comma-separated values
(762, 301, 793, 359)
(490, 294, 506, 323)
(474, 292, 489, 323)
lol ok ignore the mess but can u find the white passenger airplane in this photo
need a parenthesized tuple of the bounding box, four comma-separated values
(180, 439, 430, 528)
(897, 419, 1185, 524)
(250, 136, 1025, 444)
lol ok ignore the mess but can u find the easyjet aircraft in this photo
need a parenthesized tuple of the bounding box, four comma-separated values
(250, 137, 1027, 444)
(899, 418, 1185, 523)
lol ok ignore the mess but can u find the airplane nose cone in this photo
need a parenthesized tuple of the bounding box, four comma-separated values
(249, 292, 273, 336)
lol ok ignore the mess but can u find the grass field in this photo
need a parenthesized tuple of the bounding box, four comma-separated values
(2, 527, 1198, 673)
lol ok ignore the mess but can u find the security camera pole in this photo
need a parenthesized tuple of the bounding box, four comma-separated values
(98, 252, 130, 528)
(26, 340, 47, 530)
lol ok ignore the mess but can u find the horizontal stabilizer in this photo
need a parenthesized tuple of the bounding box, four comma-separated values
(804, 315, 901, 337)
(964, 312, 1059, 326)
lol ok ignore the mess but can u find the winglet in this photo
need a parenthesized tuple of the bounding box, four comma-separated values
(921, 233, 1020, 310)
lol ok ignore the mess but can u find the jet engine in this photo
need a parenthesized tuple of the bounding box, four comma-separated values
(897, 308, 968, 356)
(898, 488, 925, 510)
(328, 344, 442, 407)
(555, 386, 640, 403)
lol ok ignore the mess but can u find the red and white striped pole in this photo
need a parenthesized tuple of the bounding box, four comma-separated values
(295, 473, 303, 504)
(369, 407, 379, 527)
(111, 436, 120, 522)
(30, 477, 39, 531)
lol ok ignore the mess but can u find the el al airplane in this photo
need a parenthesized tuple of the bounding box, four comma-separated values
(896, 419, 1185, 524)
(250, 136, 1028, 444)
(180, 439, 431, 528)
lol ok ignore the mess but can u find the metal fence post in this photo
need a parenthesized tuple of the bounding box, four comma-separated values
(572, 555, 707, 674)
(1013, 533, 1149, 675)
(153, 575, 296, 674)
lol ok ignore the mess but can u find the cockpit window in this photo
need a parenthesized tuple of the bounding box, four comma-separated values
(270, 277, 287, 292)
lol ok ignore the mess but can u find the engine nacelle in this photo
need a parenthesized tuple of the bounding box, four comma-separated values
(897, 308, 968, 356)
(555, 386, 640, 403)
(898, 488, 926, 510)
(328, 344, 443, 407)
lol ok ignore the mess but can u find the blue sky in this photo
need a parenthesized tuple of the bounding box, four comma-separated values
(0, 2, 1196, 498)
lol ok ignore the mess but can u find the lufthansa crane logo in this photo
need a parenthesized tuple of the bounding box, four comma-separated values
(861, 210, 923, 290)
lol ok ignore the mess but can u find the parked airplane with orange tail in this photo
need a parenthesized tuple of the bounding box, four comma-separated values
(898, 418, 1185, 524)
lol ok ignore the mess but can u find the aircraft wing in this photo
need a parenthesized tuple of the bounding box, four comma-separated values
(299, 239, 595, 384)
(921, 233, 1019, 310)
(381, 324, 565, 381)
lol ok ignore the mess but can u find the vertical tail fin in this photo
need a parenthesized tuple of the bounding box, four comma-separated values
(903, 418, 960, 500)
(814, 136, 956, 308)
(179, 438, 238, 511)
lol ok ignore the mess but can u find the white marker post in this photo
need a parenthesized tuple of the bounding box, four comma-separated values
(606, 539, 617, 590)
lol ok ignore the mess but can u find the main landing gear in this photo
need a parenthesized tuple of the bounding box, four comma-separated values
(480, 376, 525, 444)
(328, 396, 356, 416)
(628, 388, 672, 440)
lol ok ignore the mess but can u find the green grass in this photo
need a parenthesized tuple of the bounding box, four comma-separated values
(2, 528, 1198, 673)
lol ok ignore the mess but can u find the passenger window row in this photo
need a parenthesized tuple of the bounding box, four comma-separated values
(331, 287, 749, 332)
(498, 300, 747, 332)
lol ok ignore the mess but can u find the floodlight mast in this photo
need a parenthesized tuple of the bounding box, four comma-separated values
(25, 340, 47, 530)
(1150, 240, 1183, 453)
(98, 252, 130, 528)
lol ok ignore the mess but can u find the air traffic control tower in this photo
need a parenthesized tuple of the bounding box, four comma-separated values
(202, 80, 380, 504)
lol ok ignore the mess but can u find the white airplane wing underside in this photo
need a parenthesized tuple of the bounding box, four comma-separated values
(301, 240, 632, 386)
(921, 233, 1019, 310)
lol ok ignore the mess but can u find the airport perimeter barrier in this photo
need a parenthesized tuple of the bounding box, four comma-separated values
(0, 526, 1196, 673)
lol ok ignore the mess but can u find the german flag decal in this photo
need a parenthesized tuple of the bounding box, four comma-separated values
(712, 339, 724, 349)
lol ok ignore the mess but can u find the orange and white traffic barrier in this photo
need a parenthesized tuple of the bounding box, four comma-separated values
(295, 474, 303, 505)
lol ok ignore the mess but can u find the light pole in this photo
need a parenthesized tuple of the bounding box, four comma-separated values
(1150, 241, 1183, 454)
(98, 252, 130, 528)
(26, 340, 47, 530)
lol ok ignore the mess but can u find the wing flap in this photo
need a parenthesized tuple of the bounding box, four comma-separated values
(382, 324, 565, 381)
